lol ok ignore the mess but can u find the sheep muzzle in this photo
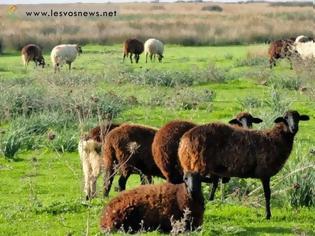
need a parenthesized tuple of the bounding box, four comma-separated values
(183, 172, 202, 198)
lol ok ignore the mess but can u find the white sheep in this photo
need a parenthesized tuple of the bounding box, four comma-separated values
(50, 44, 82, 72)
(78, 123, 120, 200)
(78, 139, 102, 200)
(291, 35, 315, 60)
(144, 38, 164, 63)
(293, 41, 315, 60)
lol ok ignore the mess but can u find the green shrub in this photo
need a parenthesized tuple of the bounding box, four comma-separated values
(235, 57, 268, 67)
(267, 75, 301, 91)
(48, 129, 78, 153)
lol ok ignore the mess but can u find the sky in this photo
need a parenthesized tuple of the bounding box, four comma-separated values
(1, 0, 313, 4)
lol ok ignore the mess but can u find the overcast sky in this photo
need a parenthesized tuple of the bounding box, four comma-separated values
(2, 0, 312, 4)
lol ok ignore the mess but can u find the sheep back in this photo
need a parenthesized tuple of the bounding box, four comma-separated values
(144, 38, 164, 56)
(21, 44, 44, 64)
(100, 182, 204, 233)
(50, 44, 79, 67)
(123, 39, 144, 55)
(179, 122, 293, 179)
(152, 120, 196, 183)
(103, 124, 162, 177)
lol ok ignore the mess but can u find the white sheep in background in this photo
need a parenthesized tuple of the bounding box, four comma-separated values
(50, 44, 82, 72)
(144, 38, 164, 63)
(292, 35, 315, 60)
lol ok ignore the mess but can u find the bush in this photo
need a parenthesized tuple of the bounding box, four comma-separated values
(47, 129, 78, 153)
(0, 75, 126, 123)
(267, 75, 301, 91)
(166, 88, 215, 111)
(201, 5, 223, 12)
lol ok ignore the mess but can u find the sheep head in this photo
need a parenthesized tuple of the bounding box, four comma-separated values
(37, 57, 45, 68)
(76, 45, 83, 54)
(183, 172, 202, 198)
(229, 112, 263, 128)
(274, 110, 310, 134)
(157, 54, 163, 62)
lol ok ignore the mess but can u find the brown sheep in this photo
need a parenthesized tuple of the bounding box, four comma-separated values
(152, 112, 262, 200)
(83, 122, 121, 143)
(123, 39, 144, 64)
(268, 38, 295, 69)
(178, 110, 309, 219)
(103, 124, 164, 197)
(21, 44, 45, 68)
(79, 122, 120, 200)
(100, 172, 204, 233)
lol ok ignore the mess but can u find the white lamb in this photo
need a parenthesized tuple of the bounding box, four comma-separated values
(78, 139, 102, 200)
(144, 38, 164, 63)
(50, 44, 82, 72)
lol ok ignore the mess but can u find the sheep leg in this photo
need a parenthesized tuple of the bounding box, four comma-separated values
(89, 153, 101, 199)
(81, 155, 91, 200)
(130, 53, 133, 63)
(261, 178, 271, 219)
(145, 53, 148, 63)
(123, 53, 126, 62)
(103, 168, 114, 197)
(140, 175, 152, 185)
(117, 172, 131, 192)
(288, 58, 293, 70)
(208, 175, 219, 201)
(68, 62, 72, 71)
(150, 54, 153, 62)
(269, 58, 274, 68)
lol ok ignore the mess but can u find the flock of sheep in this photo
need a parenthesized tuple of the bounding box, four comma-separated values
(79, 110, 309, 233)
(20, 35, 314, 233)
(20, 38, 164, 72)
(21, 34, 314, 74)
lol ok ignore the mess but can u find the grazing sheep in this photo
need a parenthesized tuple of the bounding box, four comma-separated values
(292, 36, 315, 60)
(21, 44, 45, 68)
(152, 112, 262, 200)
(144, 38, 164, 63)
(100, 172, 204, 233)
(123, 39, 144, 64)
(268, 38, 295, 69)
(79, 122, 120, 200)
(103, 124, 164, 197)
(178, 110, 309, 219)
(51, 44, 82, 72)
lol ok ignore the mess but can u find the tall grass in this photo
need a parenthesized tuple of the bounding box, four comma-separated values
(0, 3, 314, 51)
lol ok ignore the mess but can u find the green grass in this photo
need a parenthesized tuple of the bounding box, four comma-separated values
(0, 44, 314, 235)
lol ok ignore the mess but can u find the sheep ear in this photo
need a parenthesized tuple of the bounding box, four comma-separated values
(229, 119, 241, 126)
(274, 117, 285, 123)
(299, 115, 310, 121)
(252, 117, 263, 123)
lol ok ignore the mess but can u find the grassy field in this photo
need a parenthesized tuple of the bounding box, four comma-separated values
(0, 43, 315, 235)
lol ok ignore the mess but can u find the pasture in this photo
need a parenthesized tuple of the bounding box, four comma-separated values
(0, 43, 314, 235)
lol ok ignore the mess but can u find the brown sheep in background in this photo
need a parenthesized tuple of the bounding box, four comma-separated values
(268, 38, 295, 69)
(152, 112, 262, 200)
(100, 172, 204, 233)
(178, 110, 309, 219)
(103, 124, 164, 197)
(21, 44, 45, 68)
(79, 122, 120, 200)
(123, 39, 144, 64)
